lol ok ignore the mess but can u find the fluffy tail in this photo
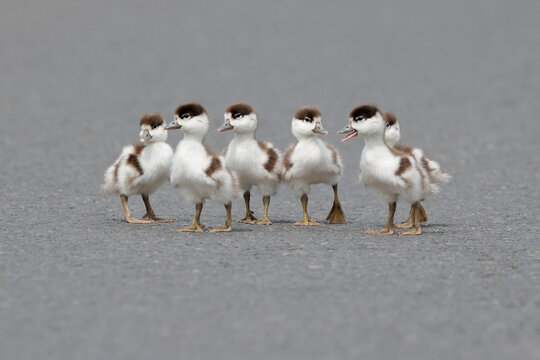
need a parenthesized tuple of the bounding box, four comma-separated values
(423, 158, 451, 184)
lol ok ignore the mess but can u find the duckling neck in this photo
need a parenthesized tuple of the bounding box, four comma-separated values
(363, 130, 387, 151)
(234, 131, 255, 141)
(183, 132, 206, 143)
(296, 134, 318, 144)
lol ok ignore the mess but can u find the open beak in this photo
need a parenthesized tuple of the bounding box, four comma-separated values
(312, 124, 328, 135)
(164, 120, 182, 130)
(139, 129, 152, 143)
(217, 119, 233, 132)
(337, 124, 358, 142)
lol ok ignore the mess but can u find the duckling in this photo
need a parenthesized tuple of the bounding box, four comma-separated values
(217, 103, 281, 225)
(100, 113, 175, 224)
(383, 112, 429, 226)
(283, 107, 346, 226)
(165, 103, 241, 232)
(338, 105, 450, 235)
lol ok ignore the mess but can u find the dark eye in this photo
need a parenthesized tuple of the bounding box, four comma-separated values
(233, 113, 242, 119)
(354, 116, 364, 122)
(152, 124, 159, 129)
(181, 113, 190, 119)
(304, 117, 312, 122)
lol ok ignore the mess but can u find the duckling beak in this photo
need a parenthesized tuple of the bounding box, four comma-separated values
(337, 124, 358, 142)
(312, 124, 328, 135)
(217, 119, 233, 132)
(139, 129, 152, 143)
(164, 120, 182, 130)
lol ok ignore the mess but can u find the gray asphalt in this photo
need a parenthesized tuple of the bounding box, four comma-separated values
(1, 0, 539, 359)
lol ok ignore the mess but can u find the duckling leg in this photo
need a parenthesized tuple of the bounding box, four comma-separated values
(364, 202, 396, 235)
(120, 195, 154, 224)
(141, 194, 176, 223)
(237, 191, 258, 223)
(396, 205, 415, 228)
(399, 202, 422, 235)
(210, 203, 233, 232)
(173, 203, 204, 232)
(326, 184, 347, 224)
(252, 196, 272, 225)
(397, 202, 428, 228)
(418, 203, 428, 223)
(294, 194, 322, 226)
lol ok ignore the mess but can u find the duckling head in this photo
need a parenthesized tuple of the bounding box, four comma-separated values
(165, 103, 209, 137)
(338, 105, 384, 142)
(291, 106, 327, 139)
(383, 112, 400, 146)
(219, 103, 257, 134)
(139, 113, 168, 143)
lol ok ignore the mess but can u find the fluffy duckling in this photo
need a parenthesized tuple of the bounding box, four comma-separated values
(165, 103, 241, 232)
(283, 107, 346, 226)
(100, 113, 175, 224)
(217, 103, 281, 225)
(338, 105, 450, 235)
(383, 112, 429, 226)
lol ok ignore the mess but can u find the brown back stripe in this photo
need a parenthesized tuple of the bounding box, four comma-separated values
(265, 148, 278, 173)
(421, 155, 433, 172)
(393, 144, 413, 155)
(283, 142, 297, 171)
(395, 157, 411, 176)
(113, 162, 120, 185)
(205, 156, 222, 177)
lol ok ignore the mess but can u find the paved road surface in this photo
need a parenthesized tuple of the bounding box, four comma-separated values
(1, 0, 539, 359)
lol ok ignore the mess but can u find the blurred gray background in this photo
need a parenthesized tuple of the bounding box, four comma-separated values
(1, 0, 539, 359)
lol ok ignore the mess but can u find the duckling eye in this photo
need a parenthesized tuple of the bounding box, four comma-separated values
(152, 124, 159, 129)
(181, 113, 190, 119)
(233, 113, 242, 119)
(354, 116, 364, 122)
(304, 117, 312, 123)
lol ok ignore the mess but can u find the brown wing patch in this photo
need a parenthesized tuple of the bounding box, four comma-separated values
(127, 154, 143, 176)
(326, 143, 339, 168)
(205, 156, 222, 177)
(257, 140, 278, 173)
(395, 157, 411, 176)
(283, 142, 297, 171)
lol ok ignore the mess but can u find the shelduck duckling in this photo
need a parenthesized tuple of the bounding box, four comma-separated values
(282, 107, 346, 226)
(338, 105, 450, 235)
(100, 113, 175, 224)
(383, 113, 429, 226)
(217, 103, 281, 225)
(165, 103, 241, 232)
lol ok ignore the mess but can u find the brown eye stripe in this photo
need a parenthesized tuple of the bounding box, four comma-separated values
(140, 113, 164, 128)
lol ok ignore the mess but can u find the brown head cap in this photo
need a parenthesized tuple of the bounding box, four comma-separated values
(174, 103, 207, 118)
(140, 113, 164, 128)
(294, 106, 321, 121)
(383, 112, 397, 126)
(349, 105, 380, 120)
(225, 103, 255, 117)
